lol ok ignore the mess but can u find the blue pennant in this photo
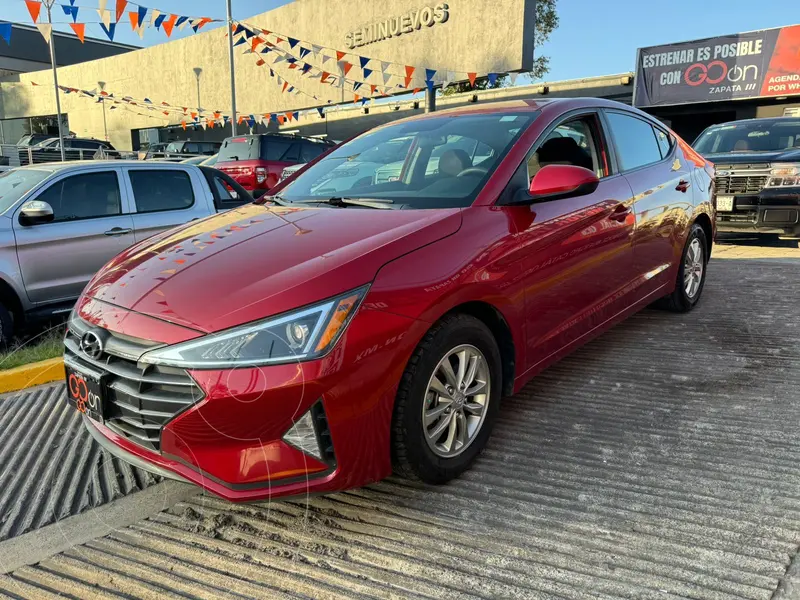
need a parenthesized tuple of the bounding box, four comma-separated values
(61, 5, 79, 22)
(488, 72, 498, 86)
(363, 67, 373, 79)
(359, 56, 369, 69)
(0, 22, 10, 45)
(234, 24, 245, 35)
(353, 82, 362, 91)
(100, 22, 116, 41)
(137, 6, 148, 27)
(288, 37, 299, 48)
(175, 16, 188, 28)
(244, 28, 255, 38)
(299, 47, 310, 59)
(234, 37, 246, 46)
(154, 13, 166, 28)
(317, 107, 325, 118)
(425, 68, 436, 82)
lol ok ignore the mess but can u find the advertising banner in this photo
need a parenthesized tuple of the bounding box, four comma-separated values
(634, 24, 800, 107)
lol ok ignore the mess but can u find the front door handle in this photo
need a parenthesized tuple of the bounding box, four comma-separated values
(676, 179, 691, 193)
(104, 227, 132, 236)
(608, 204, 631, 222)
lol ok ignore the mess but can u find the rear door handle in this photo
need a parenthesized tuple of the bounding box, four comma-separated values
(608, 204, 631, 222)
(104, 227, 132, 236)
(676, 179, 691, 193)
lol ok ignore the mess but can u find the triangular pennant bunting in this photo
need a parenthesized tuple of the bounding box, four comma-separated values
(61, 5, 79, 22)
(467, 72, 477, 87)
(299, 47, 310, 59)
(115, 0, 127, 22)
(25, 1, 41, 23)
(425, 68, 436, 82)
(128, 11, 139, 30)
(162, 14, 177, 36)
(363, 67, 373, 79)
(137, 6, 148, 28)
(150, 9, 161, 27)
(100, 21, 116, 40)
(510, 72, 519, 85)
(287, 37, 299, 48)
(35, 23, 52, 43)
(69, 21, 85, 42)
(175, 16, 188, 30)
(358, 56, 369, 69)
(0, 23, 11, 45)
(487, 73, 498, 86)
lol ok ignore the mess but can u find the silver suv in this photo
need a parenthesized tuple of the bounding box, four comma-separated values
(0, 161, 249, 345)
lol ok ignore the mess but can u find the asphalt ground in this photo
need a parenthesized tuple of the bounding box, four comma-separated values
(0, 235, 798, 599)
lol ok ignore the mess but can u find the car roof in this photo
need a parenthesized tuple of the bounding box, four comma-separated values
(704, 116, 800, 128)
(224, 133, 333, 145)
(12, 160, 198, 173)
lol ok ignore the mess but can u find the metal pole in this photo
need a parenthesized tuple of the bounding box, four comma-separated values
(98, 81, 108, 141)
(225, 0, 237, 135)
(425, 86, 436, 113)
(44, 1, 65, 160)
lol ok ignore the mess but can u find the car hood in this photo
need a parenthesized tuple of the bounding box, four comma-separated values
(703, 148, 800, 164)
(84, 203, 462, 332)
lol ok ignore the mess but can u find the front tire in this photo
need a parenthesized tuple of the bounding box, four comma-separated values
(391, 314, 502, 484)
(657, 223, 708, 312)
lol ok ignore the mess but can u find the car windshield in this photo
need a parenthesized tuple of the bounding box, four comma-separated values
(0, 168, 51, 214)
(693, 120, 800, 154)
(279, 112, 537, 208)
(165, 142, 184, 153)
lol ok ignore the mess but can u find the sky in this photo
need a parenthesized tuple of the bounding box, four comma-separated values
(1, 0, 798, 82)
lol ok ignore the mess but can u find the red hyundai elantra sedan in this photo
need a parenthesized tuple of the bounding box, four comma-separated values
(65, 98, 714, 501)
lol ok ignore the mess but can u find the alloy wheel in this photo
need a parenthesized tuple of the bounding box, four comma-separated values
(422, 344, 491, 458)
(684, 238, 704, 299)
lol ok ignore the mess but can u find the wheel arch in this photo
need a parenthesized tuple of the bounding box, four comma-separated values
(441, 301, 516, 397)
(693, 212, 714, 259)
(0, 275, 24, 327)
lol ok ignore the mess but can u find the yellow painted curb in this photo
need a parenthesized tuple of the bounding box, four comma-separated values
(0, 357, 64, 394)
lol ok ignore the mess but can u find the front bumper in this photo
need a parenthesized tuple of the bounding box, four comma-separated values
(716, 189, 800, 234)
(72, 297, 425, 502)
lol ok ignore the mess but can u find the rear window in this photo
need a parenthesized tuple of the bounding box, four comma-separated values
(219, 137, 260, 162)
(693, 120, 800, 154)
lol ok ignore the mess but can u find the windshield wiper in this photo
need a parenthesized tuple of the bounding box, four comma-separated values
(294, 197, 395, 209)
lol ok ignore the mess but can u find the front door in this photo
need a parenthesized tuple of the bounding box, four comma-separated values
(14, 169, 135, 304)
(506, 111, 637, 372)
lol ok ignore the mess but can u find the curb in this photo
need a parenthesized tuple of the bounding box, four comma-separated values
(0, 357, 64, 394)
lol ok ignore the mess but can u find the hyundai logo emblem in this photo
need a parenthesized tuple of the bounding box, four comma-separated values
(79, 331, 104, 360)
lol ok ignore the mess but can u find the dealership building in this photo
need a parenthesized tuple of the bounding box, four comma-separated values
(0, 1, 798, 150)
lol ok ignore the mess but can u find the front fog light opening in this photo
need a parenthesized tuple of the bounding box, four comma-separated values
(281, 401, 335, 465)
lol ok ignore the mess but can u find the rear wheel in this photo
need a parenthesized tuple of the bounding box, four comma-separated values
(392, 314, 502, 484)
(656, 223, 708, 312)
(0, 303, 13, 349)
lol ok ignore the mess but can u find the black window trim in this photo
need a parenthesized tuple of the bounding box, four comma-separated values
(127, 168, 196, 214)
(600, 108, 675, 175)
(199, 166, 251, 210)
(27, 170, 124, 225)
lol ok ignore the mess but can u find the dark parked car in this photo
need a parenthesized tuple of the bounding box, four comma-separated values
(693, 117, 800, 239)
(23, 137, 117, 164)
(66, 98, 714, 502)
(16, 133, 53, 147)
(216, 134, 334, 197)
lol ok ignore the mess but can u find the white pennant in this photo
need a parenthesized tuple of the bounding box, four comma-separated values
(321, 55, 331, 65)
(178, 19, 189, 30)
(510, 72, 519, 85)
(311, 44, 322, 55)
(36, 23, 52, 44)
(150, 8, 160, 26)
(380, 61, 391, 74)
(98, 9, 111, 27)
(383, 72, 392, 85)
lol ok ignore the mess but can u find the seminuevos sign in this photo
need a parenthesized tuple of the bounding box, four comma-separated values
(345, 3, 450, 49)
(634, 24, 800, 107)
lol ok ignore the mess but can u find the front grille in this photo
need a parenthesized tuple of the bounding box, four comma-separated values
(65, 318, 204, 452)
(715, 175, 768, 194)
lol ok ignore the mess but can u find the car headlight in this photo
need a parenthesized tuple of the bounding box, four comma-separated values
(139, 286, 368, 368)
(766, 163, 800, 188)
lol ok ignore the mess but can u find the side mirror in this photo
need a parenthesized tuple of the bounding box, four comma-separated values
(510, 164, 600, 205)
(19, 200, 54, 226)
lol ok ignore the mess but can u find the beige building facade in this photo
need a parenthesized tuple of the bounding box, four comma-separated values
(0, 0, 536, 150)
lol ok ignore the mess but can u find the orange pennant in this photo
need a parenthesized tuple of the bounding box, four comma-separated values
(353, 94, 360, 104)
(162, 110, 169, 116)
(405, 65, 415, 78)
(284, 111, 293, 122)
(255, 58, 265, 66)
(128, 11, 139, 30)
(320, 71, 330, 83)
(282, 81, 288, 93)
(404, 76, 413, 88)
(190, 111, 198, 120)
(162, 14, 178, 37)
(237, 115, 245, 125)
(336, 50, 346, 61)
(31, 81, 40, 86)
(24, 0, 41, 23)
(370, 84, 377, 95)
(277, 115, 285, 125)
(251, 37, 263, 52)
(288, 63, 297, 70)
(213, 111, 221, 119)
(69, 22, 85, 43)
(181, 121, 186, 130)
(115, 0, 127, 22)
(209, 119, 215, 129)
(413, 88, 421, 95)
(195, 17, 211, 30)
(341, 62, 353, 76)
(467, 72, 477, 87)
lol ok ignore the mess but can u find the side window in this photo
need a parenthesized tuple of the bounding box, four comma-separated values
(300, 142, 326, 163)
(71, 140, 99, 150)
(262, 139, 291, 161)
(203, 169, 248, 210)
(606, 112, 663, 171)
(282, 142, 302, 163)
(129, 170, 194, 213)
(185, 143, 200, 154)
(527, 116, 602, 181)
(36, 172, 121, 222)
(654, 128, 674, 159)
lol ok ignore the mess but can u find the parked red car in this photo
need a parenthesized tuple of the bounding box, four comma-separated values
(215, 133, 334, 198)
(65, 98, 715, 502)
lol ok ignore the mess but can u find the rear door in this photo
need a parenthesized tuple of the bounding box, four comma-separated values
(603, 110, 691, 299)
(124, 167, 213, 242)
(13, 168, 135, 303)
